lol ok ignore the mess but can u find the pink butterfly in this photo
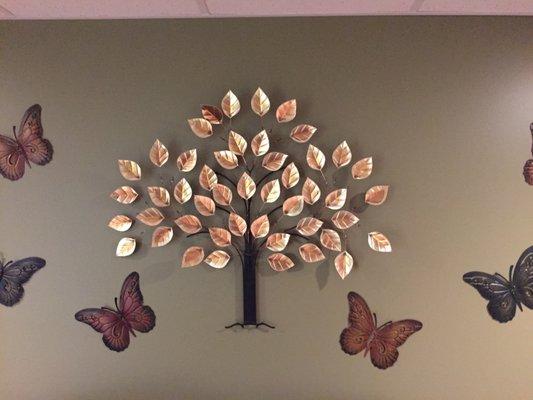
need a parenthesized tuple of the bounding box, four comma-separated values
(75, 272, 156, 352)
(0, 104, 53, 181)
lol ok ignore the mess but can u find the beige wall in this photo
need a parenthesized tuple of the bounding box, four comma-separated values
(0, 17, 532, 400)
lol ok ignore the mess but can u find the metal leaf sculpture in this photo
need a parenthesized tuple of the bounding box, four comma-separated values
(306, 144, 326, 178)
(291, 124, 316, 143)
(221, 90, 240, 118)
(365, 185, 389, 206)
(116, 238, 136, 257)
(205, 250, 231, 269)
(250, 215, 270, 238)
(212, 183, 233, 206)
(299, 243, 325, 263)
(199, 164, 218, 190)
(335, 251, 353, 279)
(174, 215, 202, 234)
(283, 195, 304, 216)
(228, 212, 247, 236)
(228, 131, 247, 156)
(368, 232, 392, 253)
(352, 157, 373, 180)
(282, 162, 300, 189)
(188, 118, 213, 138)
(150, 139, 169, 167)
(262, 152, 287, 171)
(108, 215, 133, 232)
(302, 177, 321, 205)
(260, 179, 280, 203)
(109, 87, 392, 327)
(214, 150, 239, 169)
(201, 105, 223, 125)
(174, 178, 192, 204)
(251, 87, 270, 117)
(152, 226, 173, 247)
(209, 227, 232, 247)
(251, 130, 269, 156)
(118, 160, 141, 181)
(110, 186, 138, 204)
(268, 253, 294, 271)
(237, 172, 256, 200)
(266, 233, 290, 252)
(296, 217, 323, 236)
(148, 186, 170, 207)
(194, 195, 215, 216)
(332, 141, 352, 168)
(181, 246, 205, 268)
(332, 210, 359, 230)
(320, 229, 342, 251)
(325, 188, 347, 210)
(176, 149, 197, 172)
(136, 208, 164, 226)
(276, 99, 297, 123)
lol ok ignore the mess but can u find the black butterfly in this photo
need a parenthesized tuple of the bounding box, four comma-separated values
(463, 246, 533, 323)
(0, 257, 46, 306)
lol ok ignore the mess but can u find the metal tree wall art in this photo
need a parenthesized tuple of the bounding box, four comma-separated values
(108, 88, 392, 328)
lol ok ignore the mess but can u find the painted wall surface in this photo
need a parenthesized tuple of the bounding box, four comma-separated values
(0, 17, 532, 400)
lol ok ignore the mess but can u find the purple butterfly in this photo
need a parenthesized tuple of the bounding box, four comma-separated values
(75, 272, 156, 352)
(0, 257, 46, 306)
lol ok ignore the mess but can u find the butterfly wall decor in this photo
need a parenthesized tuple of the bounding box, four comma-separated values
(0, 256, 46, 307)
(463, 246, 533, 323)
(339, 292, 422, 370)
(0, 104, 53, 181)
(75, 272, 156, 352)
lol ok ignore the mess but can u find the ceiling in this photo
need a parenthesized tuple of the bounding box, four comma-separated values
(0, 0, 532, 19)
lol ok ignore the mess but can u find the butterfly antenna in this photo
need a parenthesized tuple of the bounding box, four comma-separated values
(373, 312, 377, 327)
(12, 126, 17, 139)
(509, 264, 514, 281)
(114, 297, 119, 310)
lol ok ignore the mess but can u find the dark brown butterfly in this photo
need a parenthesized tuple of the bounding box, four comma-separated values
(340, 292, 423, 370)
(0, 257, 46, 306)
(0, 104, 53, 181)
(463, 246, 533, 323)
(75, 272, 156, 352)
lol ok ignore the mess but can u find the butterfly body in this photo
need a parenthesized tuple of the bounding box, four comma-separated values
(0, 104, 53, 181)
(75, 272, 155, 352)
(0, 257, 46, 306)
(463, 246, 533, 323)
(340, 292, 422, 370)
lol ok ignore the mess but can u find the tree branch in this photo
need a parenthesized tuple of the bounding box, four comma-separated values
(266, 204, 282, 219)
(256, 170, 276, 187)
(217, 172, 237, 189)
(216, 205, 231, 214)
(186, 229, 209, 238)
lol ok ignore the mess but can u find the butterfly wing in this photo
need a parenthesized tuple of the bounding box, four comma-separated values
(16, 104, 53, 166)
(0, 257, 46, 306)
(512, 246, 533, 309)
(369, 320, 423, 370)
(0, 134, 25, 180)
(75, 308, 130, 352)
(463, 272, 516, 323)
(339, 292, 375, 355)
(119, 272, 156, 333)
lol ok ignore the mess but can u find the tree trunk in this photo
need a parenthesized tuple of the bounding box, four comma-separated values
(242, 249, 257, 325)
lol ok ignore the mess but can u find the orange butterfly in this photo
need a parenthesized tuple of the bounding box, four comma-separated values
(340, 292, 422, 369)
